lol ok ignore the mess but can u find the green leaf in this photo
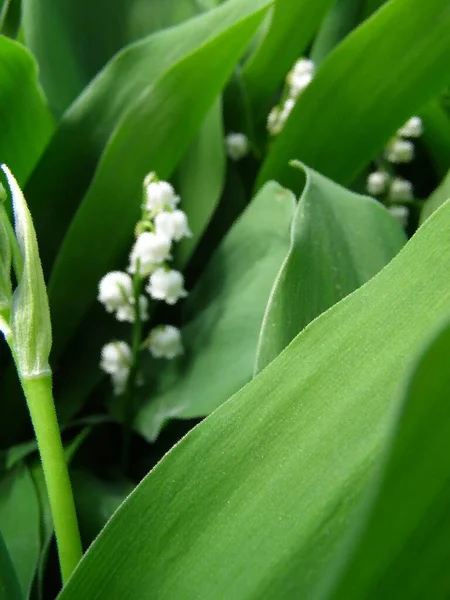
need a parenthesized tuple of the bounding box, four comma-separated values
(174, 98, 226, 267)
(0, 37, 54, 186)
(47, 0, 273, 356)
(0, 203, 12, 323)
(58, 200, 450, 600)
(0, 465, 40, 598)
(420, 167, 450, 224)
(420, 100, 450, 178)
(255, 162, 406, 372)
(22, 0, 204, 116)
(1, 165, 52, 379)
(0, 532, 21, 600)
(321, 317, 450, 599)
(257, 0, 450, 193)
(135, 181, 295, 441)
(242, 0, 334, 119)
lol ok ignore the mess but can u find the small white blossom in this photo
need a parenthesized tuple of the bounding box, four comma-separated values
(149, 325, 183, 359)
(367, 171, 389, 196)
(100, 341, 132, 375)
(290, 58, 315, 78)
(267, 106, 282, 135)
(226, 133, 249, 161)
(146, 268, 187, 305)
(154, 210, 192, 242)
(280, 98, 296, 126)
(128, 231, 171, 275)
(98, 271, 133, 313)
(385, 138, 414, 163)
(289, 72, 314, 98)
(388, 205, 409, 228)
(116, 295, 149, 323)
(144, 180, 179, 213)
(389, 178, 413, 201)
(111, 369, 129, 396)
(398, 116, 423, 138)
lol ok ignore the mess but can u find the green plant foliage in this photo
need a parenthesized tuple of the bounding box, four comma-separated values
(320, 317, 450, 599)
(0, 38, 53, 186)
(0, 532, 21, 600)
(255, 162, 406, 372)
(420, 167, 450, 223)
(257, 0, 450, 193)
(57, 198, 450, 600)
(134, 181, 295, 441)
(46, 0, 272, 356)
(0, 465, 40, 598)
(420, 101, 450, 178)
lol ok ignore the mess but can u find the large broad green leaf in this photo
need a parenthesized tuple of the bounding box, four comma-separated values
(47, 0, 272, 356)
(0, 532, 21, 600)
(26, 0, 268, 275)
(242, 0, 334, 120)
(22, 0, 204, 116)
(255, 162, 406, 372)
(420, 168, 450, 224)
(134, 181, 295, 441)
(58, 200, 450, 600)
(0, 37, 53, 186)
(420, 100, 450, 179)
(320, 317, 450, 599)
(0, 465, 40, 598)
(257, 0, 450, 193)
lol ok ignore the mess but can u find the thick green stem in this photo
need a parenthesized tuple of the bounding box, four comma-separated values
(21, 374, 82, 584)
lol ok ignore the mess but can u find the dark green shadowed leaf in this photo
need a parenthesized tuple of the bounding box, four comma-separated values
(0, 532, 21, 600)
(320, 317, 450, 599)
(257, 0, 450, 193)
(420, 101, 450, 178)
(0, 465, 40, 598)
(255, 163, 406, 372)
(58, 201, 450, 600)
(135, 181, 295, 441)
(420, 168, 450, 224)
(47, 0, 272, 356)
(0, 38, 54, 186)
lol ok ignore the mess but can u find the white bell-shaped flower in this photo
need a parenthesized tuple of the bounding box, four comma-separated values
(98, 271, 133, 313)
(289, 71, 314, 98)
(100, 341, 132, 375)
(384, 138, 414, 163)
(388, 205, 409, 228)
(154, 210, 192, 242)
(144, 180, 179, 213)
(389, 178, 413, 201)
(279, 98, 296, 127)
(398, 116, 423, 138)
(267, 106, 282, 135)
(366, 171, 389, 196)
(111, 368, 130, 396)
(146, 268, 187, 305)
(128, 231, 171, 275)
(116, 295, 149, 323)
(291, 58, 315, 78)
(225, 133, 249, 161)
(148, 325, 183, 359)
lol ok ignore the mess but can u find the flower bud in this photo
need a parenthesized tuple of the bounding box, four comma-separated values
(366, 171, 389, 196)
(98, 271, 133, 313)
(397, 116, 422, 138)
(384, 138, 414, 163)
(100, 341, 132, 375)
(144, 180, 179, 213)
(279, 98, 296, 126)
(225, 133, 249, 161)
(154, 210, 192, 242)
(148, 325, 183, 359)
(146, 268, 187, 305)
(389, 178, 413, 201)
(388, 205, 409, 228)
(116, 295, 149, 323)
(128, 232, 171, 275)
(267, 106, 282, 136)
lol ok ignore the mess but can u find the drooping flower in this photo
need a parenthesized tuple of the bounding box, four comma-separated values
(116, 295, 149, 323)
(225, 133, 250, 161)
(144, 180, 179, 213)
(267, 106, 282, 135)
(287, 58, 315, 97)
(388, 205, 409, 228)
(398, 116, 423, 138)
(366, 171, 389, 196)
(384, 138, 414, 163)
(148, 325, 183, 359)
(98, 271, 133, 313)
(146, 268, 187, 305)
(389, 177, 413, 201)
(154, 210, 192, 242)
(128, 231, 171, 275)
(100, 341, 132, 375)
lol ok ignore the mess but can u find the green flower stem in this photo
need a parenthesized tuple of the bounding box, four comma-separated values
(21, 374, 82, 584)
(121, 271, 144, 471)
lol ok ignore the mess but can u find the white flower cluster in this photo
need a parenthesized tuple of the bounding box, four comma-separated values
(225, 133, 249, 161)
(366, 116, 423, 226)
(98, 174, 190, 394)
(267, 58, 315, 136)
